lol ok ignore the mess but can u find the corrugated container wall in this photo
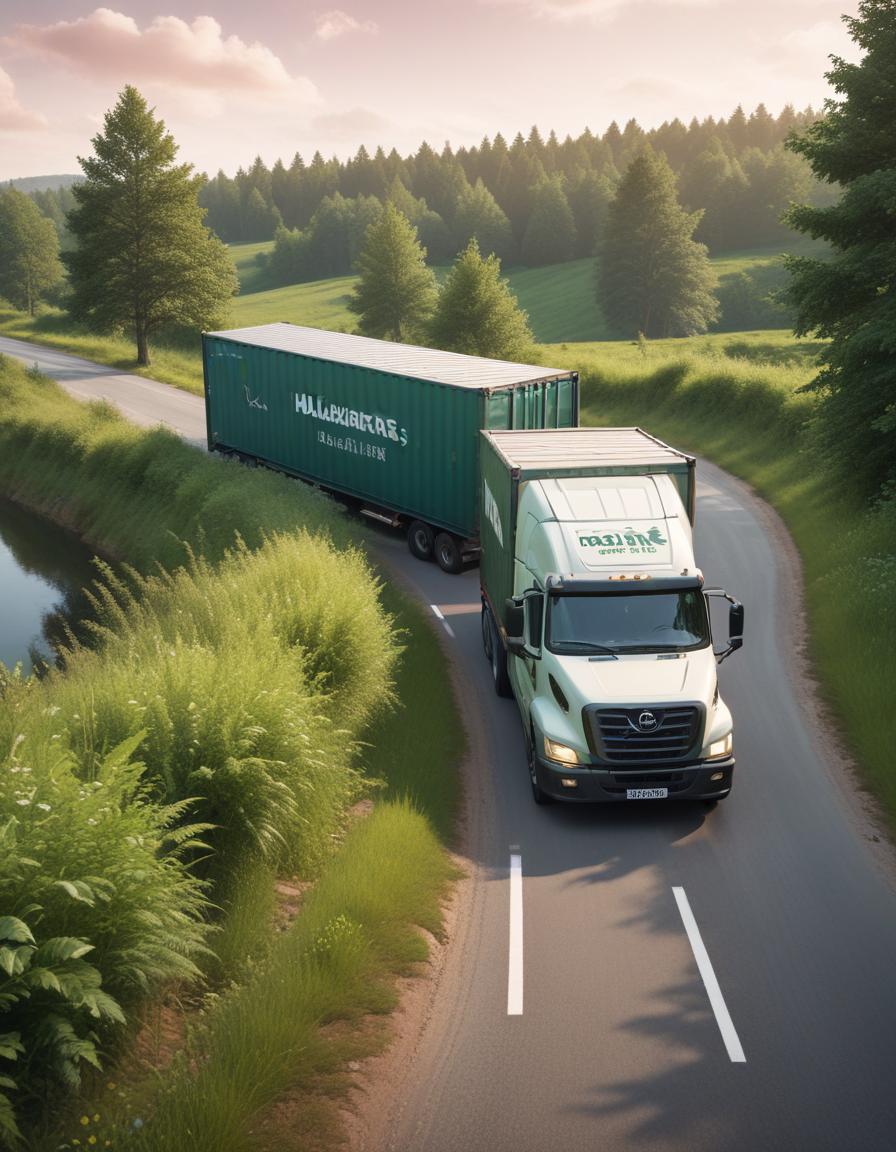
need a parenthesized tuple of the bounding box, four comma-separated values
(203, 326, 578, 539)
(479, 428, 696, 631)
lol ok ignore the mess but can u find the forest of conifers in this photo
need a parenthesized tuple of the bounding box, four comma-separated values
(28, 104, 830, 288)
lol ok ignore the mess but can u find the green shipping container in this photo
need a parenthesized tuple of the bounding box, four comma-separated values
(202, 323, 578, 539)
(479, 428, 696, 631)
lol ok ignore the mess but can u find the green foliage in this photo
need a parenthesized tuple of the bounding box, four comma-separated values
(126, 801, 454, 1152)
(598, 147, 719, 338)
(453, 179, 515, 262)
(348, 204, 438, 341)
(65, 86, 237, 365)
(785, 0, 896, 497)
(428, 240, 534, 360)
(39, 536, 397, 874)
(0, 733, 209, 1138)
(713, 262, 793, 331)
(0, 190, 63, 316)
(521, 176, 577, 266)
(567, 168, 615, 258)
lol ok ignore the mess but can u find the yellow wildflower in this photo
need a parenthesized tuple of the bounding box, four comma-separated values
(80, 1116, 90, 1126)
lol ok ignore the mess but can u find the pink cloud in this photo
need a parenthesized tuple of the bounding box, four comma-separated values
(13, 8, 315, 97)
(314, 10, 379, 41)
(0, 67, 47, 131)
(311, 106, 390, 137)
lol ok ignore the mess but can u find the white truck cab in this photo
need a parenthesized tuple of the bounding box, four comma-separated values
(479, 428, 743, 805)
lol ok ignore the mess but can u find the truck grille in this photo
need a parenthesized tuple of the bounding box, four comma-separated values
(584, 706, 702, 764)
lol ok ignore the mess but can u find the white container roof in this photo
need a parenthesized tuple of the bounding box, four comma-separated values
(205, 322, 573, 390)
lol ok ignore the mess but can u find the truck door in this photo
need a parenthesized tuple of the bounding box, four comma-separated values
(512, 588, 544, 727)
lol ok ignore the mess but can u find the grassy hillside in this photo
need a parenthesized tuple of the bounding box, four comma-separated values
(223, 245, 789, 345)
(232, 272, 356, 331)
(0, 246, 801, 397)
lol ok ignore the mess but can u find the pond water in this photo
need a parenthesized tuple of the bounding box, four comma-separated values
(0, 498, 101, 676)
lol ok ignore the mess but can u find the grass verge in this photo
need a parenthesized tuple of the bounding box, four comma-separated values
(0, 357, 462, 1149)
(577, 351, 896, 824)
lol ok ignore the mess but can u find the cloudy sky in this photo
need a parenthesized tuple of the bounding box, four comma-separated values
(0, 0, 859, 181)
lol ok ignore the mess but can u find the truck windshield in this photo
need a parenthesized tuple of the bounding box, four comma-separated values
(546, 590, 710, 655)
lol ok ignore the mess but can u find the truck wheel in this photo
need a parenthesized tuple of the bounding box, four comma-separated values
(527, 729, 552, 806)
(407, 520, 435, 561)
(490, 614, 513, 698)
(481, 604, 494, 661)
(434, 532, 463, 574)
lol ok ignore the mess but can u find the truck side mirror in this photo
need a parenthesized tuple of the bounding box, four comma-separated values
(505, 600, 525, 654)
(704, 588, 744, 664)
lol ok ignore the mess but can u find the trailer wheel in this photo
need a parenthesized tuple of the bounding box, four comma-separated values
(481, 603, 494, 661)
(434, 532, 463, 574)
(407, 520, 435, 561)
(490, 612, 513, 698)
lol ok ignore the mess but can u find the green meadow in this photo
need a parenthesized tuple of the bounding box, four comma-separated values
(0, 245, 797, 396)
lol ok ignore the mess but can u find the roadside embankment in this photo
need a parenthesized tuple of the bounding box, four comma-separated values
(577, 348, 896, 828)
(0, 356, 461, 1150)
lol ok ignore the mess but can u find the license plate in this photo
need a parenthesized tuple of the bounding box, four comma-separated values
(626, 787, 668, 800)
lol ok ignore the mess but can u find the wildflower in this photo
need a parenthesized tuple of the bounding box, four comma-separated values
(132, 1118, 144, 1130)
(93, 1114, 100, 1123)
(80, 1116, 90, 1126)
(88, 1138, 97, 1147)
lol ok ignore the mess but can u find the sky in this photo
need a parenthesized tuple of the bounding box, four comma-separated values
(0, 0, 861, 182)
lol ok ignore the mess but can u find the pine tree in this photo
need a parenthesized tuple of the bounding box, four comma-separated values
(65, 86, 236, 365)
(597, 147, 718, 338)
(784, 0, 896, 495)
(521, 176, 577, 266)
(428, 239, 533, 360)
(0, 188, 64, 314)
(453, 178, 514, 261)
(348, 203, 437, 341)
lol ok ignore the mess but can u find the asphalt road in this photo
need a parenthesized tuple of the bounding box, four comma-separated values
(5, 336, 896, 1152)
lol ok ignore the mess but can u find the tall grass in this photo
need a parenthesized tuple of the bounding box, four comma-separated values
(124, 801, 454, 1152)
(577, 350, 896, 823)
(0, 355, 462, 1148)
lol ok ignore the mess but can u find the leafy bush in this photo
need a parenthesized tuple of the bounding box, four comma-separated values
(0, 733, 209, 1140)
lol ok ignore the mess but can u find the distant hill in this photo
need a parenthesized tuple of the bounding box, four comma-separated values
(5, 174, 82, 194)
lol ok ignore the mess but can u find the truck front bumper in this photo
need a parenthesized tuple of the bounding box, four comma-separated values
(534, 753, 735, 803)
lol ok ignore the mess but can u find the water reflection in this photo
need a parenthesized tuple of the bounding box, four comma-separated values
(0, 497, 100, 675)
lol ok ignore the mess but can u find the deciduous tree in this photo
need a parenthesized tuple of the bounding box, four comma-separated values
(348, 202, 437, 341)
(0, 188, 63, 314)
(66, 86, 236, 365)
(785, 0, 896, 495)
(428, 239, 533, 360)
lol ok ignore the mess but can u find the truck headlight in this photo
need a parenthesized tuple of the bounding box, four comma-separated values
(708, 732, 733, 760)
(544, 736, 580, 765)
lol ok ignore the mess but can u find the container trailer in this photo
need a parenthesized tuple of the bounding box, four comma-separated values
(202, 323, 578, 572)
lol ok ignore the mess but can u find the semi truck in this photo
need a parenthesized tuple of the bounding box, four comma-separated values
(479, 428, 744, 804)
(202, 323, 578, 572)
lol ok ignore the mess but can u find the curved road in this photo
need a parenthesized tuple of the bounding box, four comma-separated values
(4, 335, 896, 1152)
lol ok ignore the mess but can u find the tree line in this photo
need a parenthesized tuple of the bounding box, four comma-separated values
(196, 104, 826, 273)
